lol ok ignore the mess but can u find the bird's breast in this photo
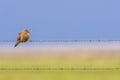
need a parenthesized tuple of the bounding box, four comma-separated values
(21, 33, 30, 42)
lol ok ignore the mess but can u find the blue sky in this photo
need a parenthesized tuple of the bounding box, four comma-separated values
(0, 0, 120, 40)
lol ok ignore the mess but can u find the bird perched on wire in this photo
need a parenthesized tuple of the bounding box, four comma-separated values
(14, 29, 30, 47)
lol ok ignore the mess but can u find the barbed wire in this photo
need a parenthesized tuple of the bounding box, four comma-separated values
(0, 40, 120, 42)
(0, 67, 119, 70)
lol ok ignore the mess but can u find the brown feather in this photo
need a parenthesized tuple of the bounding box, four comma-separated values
(14, 29, 30, 47)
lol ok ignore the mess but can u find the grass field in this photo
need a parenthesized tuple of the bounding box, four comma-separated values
(0, 45, 120, 80)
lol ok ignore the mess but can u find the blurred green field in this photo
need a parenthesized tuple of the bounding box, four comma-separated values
(0, 46, 120, 80)
(0, 70, 120, 80)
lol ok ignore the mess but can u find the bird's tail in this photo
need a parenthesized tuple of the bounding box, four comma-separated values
(14, 41, 21, 47)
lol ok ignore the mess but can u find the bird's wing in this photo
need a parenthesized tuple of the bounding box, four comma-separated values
(17, 32, 21, 41)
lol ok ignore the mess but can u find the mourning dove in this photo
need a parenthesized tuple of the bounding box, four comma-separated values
(14, 29, 30, 47)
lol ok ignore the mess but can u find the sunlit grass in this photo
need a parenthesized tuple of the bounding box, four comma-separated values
(0, 70, 120, 80)
(0, 46, 120, 80)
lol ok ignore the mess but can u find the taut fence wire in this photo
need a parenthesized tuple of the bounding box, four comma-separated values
(0, 40, 120, 42)
(0, 68, 120, 71)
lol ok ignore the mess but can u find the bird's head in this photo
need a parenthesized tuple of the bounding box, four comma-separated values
(24, 29, 29, 33)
